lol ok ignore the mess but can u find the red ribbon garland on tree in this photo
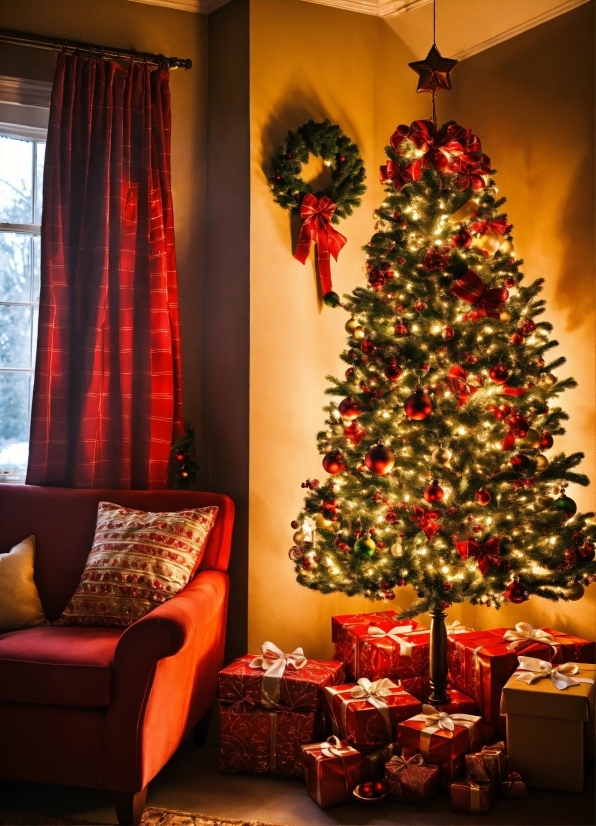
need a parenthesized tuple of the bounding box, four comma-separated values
(410, 505, 441, 540)
(294, 193, 347, 295)
(448, 364, 484, 408)
(456, 537, 502, 576)
(450, 270, 509, 319)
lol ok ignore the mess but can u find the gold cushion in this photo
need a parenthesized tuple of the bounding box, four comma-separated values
(0, 536, 49, 632)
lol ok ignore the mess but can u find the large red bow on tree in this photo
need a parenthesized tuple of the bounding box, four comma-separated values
(450, 270, 509, 319)
(471, 217, 511, 236)
(448, 364, 484, 408)
(294, 193, 347, 295)
(409, 120, 469, 171)
(450, 153, 492, 192)
(456, 537, 502, 576)
(410, 505, 441, 541)
(379, 159, 422, 191)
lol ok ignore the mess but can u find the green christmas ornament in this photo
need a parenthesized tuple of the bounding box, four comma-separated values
(354, 535, 376, 557)
(323, 291, 341, 308)
(553, 495, 577, 519)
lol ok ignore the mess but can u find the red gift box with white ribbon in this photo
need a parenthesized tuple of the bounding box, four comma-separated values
(397, 704, 482, 764)
(331, 611, 423, 666)
(324, 678, 422, 747)
(345, 620, 430, 682)
(302, 736, 361, 808)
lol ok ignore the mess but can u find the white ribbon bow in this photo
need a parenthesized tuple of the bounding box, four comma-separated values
(515, 656, 594, 691)
(446, 620, 474, 635)
(365, 623, 421, 656)
(407, 705, 481, 760)
(503, 622, 556, 650)
(249, 641, 307, 677)
(350, 677, 395, 705)
(319, 735, 353, 758)
(388, 752, 425, 772)
(422, 703, 457, 732)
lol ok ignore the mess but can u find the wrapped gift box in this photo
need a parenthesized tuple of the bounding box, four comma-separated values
(450, 778, 495, 813)
(346, 620, 429, 683)
(465, 741, 506, 785)
(331, 610, 399, 662)
(302, 736, 361, 808)
(400, 674, 431, 702)
(447, 627, 556, 732)
(397, 707, 482, 764)
(500, 660, 596, 792)
(324, 679, 422, 747)
(220, 700, 323, 778)
(402, 746, 464, 794)
(544, 628, 596, 665)
(501, 772, 528, 798)
(385, 753, 440, 803)
(219, 654, 344, 711)
(359, 742, 398, 782)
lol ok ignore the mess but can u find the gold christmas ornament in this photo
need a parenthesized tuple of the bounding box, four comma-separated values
(431, 446, 452, 467)
(345, 317, 360, 335)
(292, 529, 311, 545)
(448, 198, 478, 224)
(499, 238, 514, 255)
(315, 512, 333, 530)
(390, 539, 403, 557)
(562, 581, 585, 601)
(352, 326, 366, 341)
(499, 311, 512, 323)
(535, 454, 550, 472)
(519, 428, 541, 449)
(542, 373, 557, 387)
(471, 231, 503, 255)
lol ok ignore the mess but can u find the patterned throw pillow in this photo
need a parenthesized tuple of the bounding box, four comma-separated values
(56, 502, 218, 627)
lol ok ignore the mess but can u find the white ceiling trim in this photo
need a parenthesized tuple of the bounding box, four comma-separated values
(0, 75, 52, 109)
(127, 0, 229, 13)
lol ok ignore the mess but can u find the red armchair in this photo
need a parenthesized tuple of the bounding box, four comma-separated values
(0, 485, 234, 825)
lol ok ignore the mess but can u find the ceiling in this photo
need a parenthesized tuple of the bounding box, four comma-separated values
(128, 0, 590, 60)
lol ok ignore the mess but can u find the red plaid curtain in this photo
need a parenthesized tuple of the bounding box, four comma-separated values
(26, 53, 183, 489)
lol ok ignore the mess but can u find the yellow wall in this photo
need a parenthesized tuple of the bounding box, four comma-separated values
(248, 0, 596, 657)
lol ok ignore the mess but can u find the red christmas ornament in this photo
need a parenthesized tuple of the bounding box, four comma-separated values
(422, 247, 449, 271)
(404, 389, 433, 420)
(345, 368, 355, 380)
(360, 782, 374, 798)
(510, 453, 530, 471)
(394, 321, 409, 336)
(175, 452, 186, 462)
(504, 276, 517, 288)
(338, 398, 362, 421)
(443, 581, 453, 591)
(290, 520, 299, 529)
(301, 555, 318, 571)
(385, 511, 398, 524)
(506, 413, 529, 438)
(442, 325, 455, 340)
(520, 319, 536, 336)
(510, 331, 524, 345)
(385, 363, 403, 381)
(474, 489, 492, 506)
(559, 548, 578, 570)
(540, 430, 554, 450)
(578, 543, 595, 562)
(322, 451, 346, 474)
(383, 590, 396, 601)
(373, 781, 388, 797)
(288, 545, 304, 561)
(365, 444, 395, 475)
(361, 339, 375, 354)
(504, 580, 529, 604)
(344, 421, 365, 445)
(451, 229, 472, 249)
(489, 363, 509, 384)
(423, 479, 444, 503)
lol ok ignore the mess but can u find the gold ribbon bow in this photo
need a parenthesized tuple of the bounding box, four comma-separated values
(503, 622, 557, 651)
(387, 752, 425, 773)
(515, 656, 595, 691)
(249, 641, 307, 707)
(350, 677, 397, 738)
(407, 705, 480, 760)
(446, 620, 474, 635)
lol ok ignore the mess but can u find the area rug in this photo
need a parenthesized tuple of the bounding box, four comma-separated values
(0, 809, 284, 826)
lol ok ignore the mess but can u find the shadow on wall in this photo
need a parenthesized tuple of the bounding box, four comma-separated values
(553, 149, 596, 333)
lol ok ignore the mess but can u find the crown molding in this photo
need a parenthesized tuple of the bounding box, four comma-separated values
(0, 75, 52, 108)
(127, 0, 230, 13)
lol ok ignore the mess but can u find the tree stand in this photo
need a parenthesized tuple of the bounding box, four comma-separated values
(428, 608, 450, 705)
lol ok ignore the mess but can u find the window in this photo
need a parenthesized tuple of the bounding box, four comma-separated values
(0, 75, 50, 480)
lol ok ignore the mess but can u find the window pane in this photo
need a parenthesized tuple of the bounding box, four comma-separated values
(0, 371, 30, 469)
(34, 142, 46, 224)
(0, 231, 31, 302)
(0, 305, 32, 368)
(33, 233, 40, 301)
(0, 136, 33, 224)
(32, 306, 39, 368)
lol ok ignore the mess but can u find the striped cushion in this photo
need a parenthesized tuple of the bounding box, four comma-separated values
(56, 501, 217, 627)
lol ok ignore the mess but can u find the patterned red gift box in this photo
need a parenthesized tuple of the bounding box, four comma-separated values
(219, 700, 323, 778)
(450, 778, 495, 813)
(331, 611, 423, 667)
(218, 651, 344, 711)
(400, 674, 431, 702)
(324, 679, 422, 747)
(465, 741, 507, 785)
(346, 620, 429, 682)
(543, 628, 596, 665)
(401, 746, 465, 794)
(397, 706, 482, 764)
(447, 626, 556, 732)
(385, 753, 440, 803)
(302, 736, 361, 808)
(433, 687, 477, 715)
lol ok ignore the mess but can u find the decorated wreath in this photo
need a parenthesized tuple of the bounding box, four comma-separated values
(270, 119, 366, 304)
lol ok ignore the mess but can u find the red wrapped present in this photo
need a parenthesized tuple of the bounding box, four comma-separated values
(332, 611, 425, 670)
(219, 700, 323, 778)
(219, 642, 344, 711)
(359, 742, 398, 782)
(502, 770, 528, 798)
(302, 736, 361, 808)
(385, 753, 440, 803)
(435, 687, 477, 715)
(540, 628, 595, 665)
(447, 625, 557, 732)
(402, 746, 464, 794)
(400, 674, 431, 702)
(465, 741, 506, 784)
(346, 621, 429, 682)
(397, 704, 482, 764)
(324, 678, 422, 747)
(450, 778, 495, 813)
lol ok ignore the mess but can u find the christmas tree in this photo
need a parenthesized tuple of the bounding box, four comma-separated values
(289, 116, 596, 617)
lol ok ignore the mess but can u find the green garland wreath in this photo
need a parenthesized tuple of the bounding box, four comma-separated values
(270, 119, 366, 221)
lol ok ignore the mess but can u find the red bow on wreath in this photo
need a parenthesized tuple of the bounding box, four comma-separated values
(448, 364, 484, 408)
(456, 537, 502, 577)
(410, 505, 441, 541)
(379, 159, 423, 191)
(471, 218, 511, 237)
(450, 270, 509, 319)
(294, 194, 347, 296)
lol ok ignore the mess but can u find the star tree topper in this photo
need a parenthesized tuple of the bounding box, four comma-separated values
(409, 44, 459, 93)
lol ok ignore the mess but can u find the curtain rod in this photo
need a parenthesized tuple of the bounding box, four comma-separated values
(0, 28, 192, 71)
